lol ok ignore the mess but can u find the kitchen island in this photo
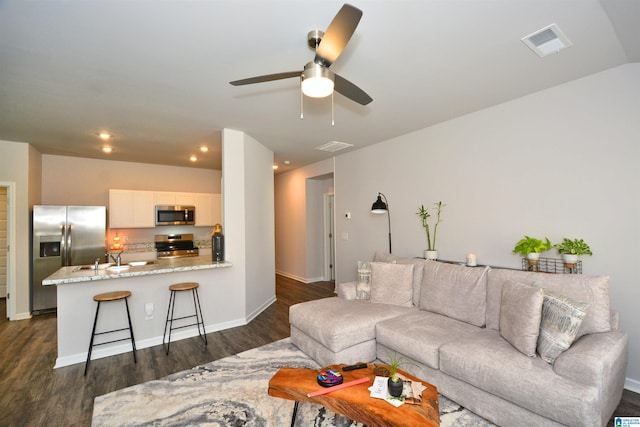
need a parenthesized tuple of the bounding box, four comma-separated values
(45, 256, 245, 368)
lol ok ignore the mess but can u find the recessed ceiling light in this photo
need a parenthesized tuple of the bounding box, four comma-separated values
(284, 160, 291, 165)
(200, 146, 209, 153)
(102, 146, 112, 153)
(98, 132, 112, 140)
(190, 155, 198, 162)
(273, 164, 279, 170)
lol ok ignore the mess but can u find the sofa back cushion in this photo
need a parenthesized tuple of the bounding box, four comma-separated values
(419, 262, 489, 327)
(486, 269, 610, 338)
(499, 281, 544, 357)
(373, 251, 425, 306)
(369, 262, 414, 307)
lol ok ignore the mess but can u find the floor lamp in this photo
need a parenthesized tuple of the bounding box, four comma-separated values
(371, 192, 392, 253)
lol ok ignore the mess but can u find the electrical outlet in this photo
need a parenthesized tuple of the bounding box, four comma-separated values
(144, 302, 154, 320)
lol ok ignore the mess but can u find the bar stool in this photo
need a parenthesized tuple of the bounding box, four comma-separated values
(163, 282, 207, 354)
(84, 290, 137, 376)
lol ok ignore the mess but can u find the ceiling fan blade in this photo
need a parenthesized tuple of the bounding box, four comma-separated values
(229, 71, 300, 86)
(314, 4, 362, 67)
(334, 74, 372, 105)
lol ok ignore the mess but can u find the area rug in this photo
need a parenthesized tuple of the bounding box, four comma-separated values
(92, 338, 495, 426)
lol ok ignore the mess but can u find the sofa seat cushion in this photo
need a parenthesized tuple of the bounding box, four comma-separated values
(376, 311, 481, 370)
(486, 269, 610, 338)
(289, 297, 416, 353)
(439, 329, 600, 425)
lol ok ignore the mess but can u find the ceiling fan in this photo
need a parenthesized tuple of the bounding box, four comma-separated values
(229, 3, 372, 106)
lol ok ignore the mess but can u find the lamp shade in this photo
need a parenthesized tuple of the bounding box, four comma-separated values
(371, 195, 388, 213)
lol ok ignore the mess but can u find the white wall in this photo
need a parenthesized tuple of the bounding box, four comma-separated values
(333, 63, 640, 389)
(41, 154, 221, 206)
(222, 129, 276, 321)
(274, 158, 333, 282)
(0, 141, 41, 319)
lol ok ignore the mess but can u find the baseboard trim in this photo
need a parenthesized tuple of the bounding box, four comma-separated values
(275, 270, 308, 283)
(275, 271, 325, 284)
(14, 311, 32, 321)
(246, 296, 276, 324)
(625, 377, 640, 394)
(53, 317, 247, 369)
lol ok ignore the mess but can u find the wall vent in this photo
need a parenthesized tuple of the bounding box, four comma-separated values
(315, 141, 353, 152)
(522, 24, 572, 57)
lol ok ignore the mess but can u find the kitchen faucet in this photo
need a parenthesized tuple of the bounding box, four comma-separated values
(108, 251, 124, 266)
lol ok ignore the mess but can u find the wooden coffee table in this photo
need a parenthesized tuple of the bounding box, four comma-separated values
(268, 363, 439, 427)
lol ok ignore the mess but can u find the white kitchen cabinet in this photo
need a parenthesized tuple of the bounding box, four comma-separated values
(194, 193, 215, 226)
(154, 191, 195, 206)
(154, 191, 176, 205)
(175, 192, 195, 206)
(109, 189, 155, 228)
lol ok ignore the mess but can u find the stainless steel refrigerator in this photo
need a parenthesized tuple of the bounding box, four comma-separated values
(31, 205, 106, 314)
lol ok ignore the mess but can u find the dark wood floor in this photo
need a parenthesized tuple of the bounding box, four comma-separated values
(0, 275, 638, 426)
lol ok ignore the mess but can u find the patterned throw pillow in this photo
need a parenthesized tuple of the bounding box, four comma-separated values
(356, 261, 371, 300)
(537, 290, 589, 364)
(499, 281, 544, 357)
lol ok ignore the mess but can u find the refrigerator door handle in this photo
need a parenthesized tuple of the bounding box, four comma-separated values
(66, 224, 72, 266)
(60, 224, 66, 265)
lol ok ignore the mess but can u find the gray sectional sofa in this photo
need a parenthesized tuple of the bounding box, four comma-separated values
(289, 252, 628, 427)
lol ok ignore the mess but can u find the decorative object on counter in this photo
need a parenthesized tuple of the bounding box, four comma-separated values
(112, 233, 122, 251)
(416, 201, 445, 260)
(512, 235, 552, 270)
(371, 192, 392, 253)
(163, 282, 207, 355)
(466, 253, 477, 266)
(554, 238, 592, 266)
(212, 223, 225, 262)
(85, 290, 137, 376)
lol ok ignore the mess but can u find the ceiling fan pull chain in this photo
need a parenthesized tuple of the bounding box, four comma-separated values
(300, 82, 304, 119)
(331, 91, 335, 126)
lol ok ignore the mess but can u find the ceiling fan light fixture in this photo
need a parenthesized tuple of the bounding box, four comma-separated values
(301, 62, 334, 98)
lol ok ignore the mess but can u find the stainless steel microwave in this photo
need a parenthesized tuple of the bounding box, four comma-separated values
(155, 205, 195, 226)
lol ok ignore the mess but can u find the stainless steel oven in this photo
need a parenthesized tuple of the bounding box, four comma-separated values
(155, 234, 199, 258)
(155, 205, 195, 226)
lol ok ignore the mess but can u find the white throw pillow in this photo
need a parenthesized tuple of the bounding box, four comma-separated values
(369, 262, 414, 307)
(499, 281, 544, 357)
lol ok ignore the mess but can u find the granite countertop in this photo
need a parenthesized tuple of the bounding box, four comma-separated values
(43, 256, 232, 286)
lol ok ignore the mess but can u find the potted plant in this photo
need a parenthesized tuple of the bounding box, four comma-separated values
(555, 238, 592, 265)
(512, 236, 552, 264)
(416, 201, 445, 260)
(386, 353, 405, 398)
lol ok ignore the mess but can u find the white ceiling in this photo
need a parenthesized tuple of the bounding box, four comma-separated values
(0, 0, 638, 172)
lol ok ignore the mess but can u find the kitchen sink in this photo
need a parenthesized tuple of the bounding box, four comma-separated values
(73, 263, 113, 272)
(107, 265, 131, 272)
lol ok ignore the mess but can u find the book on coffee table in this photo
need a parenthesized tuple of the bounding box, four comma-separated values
(369, 375, 427, 407)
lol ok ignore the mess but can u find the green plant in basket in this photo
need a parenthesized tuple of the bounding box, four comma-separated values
(554, 238, 593, 256)
(512, 236, 552, 256)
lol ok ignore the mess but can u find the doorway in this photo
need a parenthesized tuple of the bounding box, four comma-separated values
(324, 193, 335, 281)
(0, 183, 16, 320)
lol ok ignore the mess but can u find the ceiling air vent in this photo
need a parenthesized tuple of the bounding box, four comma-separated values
(522, 24, 572, 57)
(315, 141, 353, 153)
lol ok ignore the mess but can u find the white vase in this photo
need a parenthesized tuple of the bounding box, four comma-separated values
(425, 250, 438, 260)
(562, 254, 578, 264)
(526, 252, 540, 261)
